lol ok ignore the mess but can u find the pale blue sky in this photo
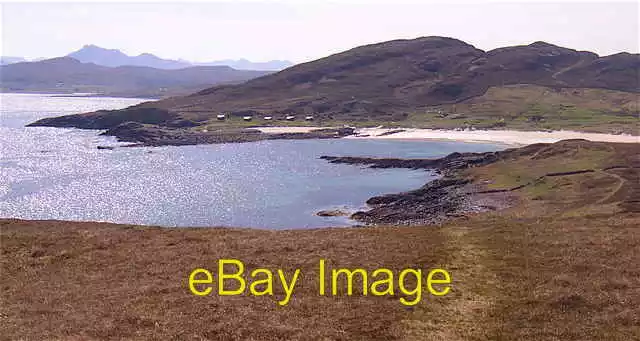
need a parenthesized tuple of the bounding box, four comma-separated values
(1, 1, 638, 63)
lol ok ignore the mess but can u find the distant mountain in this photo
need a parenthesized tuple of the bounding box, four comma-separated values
(0, 57, 272, 98)
(0, 56, 26, 65)
(66, 45, 293, 71)
(67, 45, 192, 69)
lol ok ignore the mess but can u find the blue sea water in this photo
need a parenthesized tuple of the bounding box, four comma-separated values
(0, 93, 503, 229)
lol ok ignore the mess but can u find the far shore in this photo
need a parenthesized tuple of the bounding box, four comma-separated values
(255, 126, 639, 146)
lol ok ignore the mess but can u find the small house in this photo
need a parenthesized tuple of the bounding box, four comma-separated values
(216, 114, 226, 120)
(243, 116, 253, 122)
(285, 115, 296, 121)
(263, 116, 273, 121)
(305, 116, 314, 121)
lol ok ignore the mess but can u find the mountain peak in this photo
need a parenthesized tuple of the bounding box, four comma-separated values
(68, 45, 129, 67)
(529, 41, 559, 48)
(67, 45, 187, 69)
(78, 44, 123, 53)
(64, 44, 293, 71)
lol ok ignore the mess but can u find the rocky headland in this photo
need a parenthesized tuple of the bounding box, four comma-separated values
(28, 108, 356, 146)
(101, 122, 355, 146)
(320, 141, 607, 225)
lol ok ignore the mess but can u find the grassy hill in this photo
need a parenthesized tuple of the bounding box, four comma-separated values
(153, 38, 638, 123)
(28, 37, 640, 142)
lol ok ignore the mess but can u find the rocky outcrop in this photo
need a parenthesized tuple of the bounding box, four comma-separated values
(28, 107, 180, 129)
(316, 210, 349, 217)
(320, 150, 504, 174)
(321, 142, 559, 225)
(321, 151, 501, 225)
(351, 178, 471, 225)
(97, 122, 355, 146)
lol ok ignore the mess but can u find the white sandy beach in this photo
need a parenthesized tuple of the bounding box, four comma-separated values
(255, 126, 639, 146)
(256, 127, 323, 134)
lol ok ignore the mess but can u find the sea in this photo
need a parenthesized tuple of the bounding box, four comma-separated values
(0, 93, 503, 229)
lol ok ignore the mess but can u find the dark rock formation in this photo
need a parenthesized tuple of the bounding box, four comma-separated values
(321, 142, 559, 225)
(29, 107, 180, 129)
(377, 129, 406, 136)
(316, 210, 349, 217)
(97, 123, 355, 147)
(320, 150, 503, 174)
(351, 178, 471, 225)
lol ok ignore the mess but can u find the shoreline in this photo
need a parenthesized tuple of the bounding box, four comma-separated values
(255, 126, 639, 146)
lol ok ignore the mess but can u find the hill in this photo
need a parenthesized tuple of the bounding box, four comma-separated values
(0, 57, 272, 98)
(67, 44, 294, 71)
(164, 38, 637, 117)
(29, 37, 640, 139)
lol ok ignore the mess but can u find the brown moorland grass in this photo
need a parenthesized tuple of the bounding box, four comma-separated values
(1, 140, 639, 340)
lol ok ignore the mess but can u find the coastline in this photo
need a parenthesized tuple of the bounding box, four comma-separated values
(319, 142, 523, 226)
(256, 126, 639, 146)
(0, 90, 161, 99)
(3, 140, 639, 340)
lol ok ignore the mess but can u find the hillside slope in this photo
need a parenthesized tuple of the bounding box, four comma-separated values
(29, 37, 640, 137)
(153, 37, 639, 117)
(0, 57, 271, 98)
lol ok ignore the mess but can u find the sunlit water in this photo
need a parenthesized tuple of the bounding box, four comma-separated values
(0, 93, 503, 229)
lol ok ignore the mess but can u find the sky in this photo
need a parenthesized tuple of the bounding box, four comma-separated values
(1, 1, 638, 63)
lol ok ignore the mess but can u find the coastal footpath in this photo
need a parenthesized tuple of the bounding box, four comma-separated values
(2, 139, 638, 340)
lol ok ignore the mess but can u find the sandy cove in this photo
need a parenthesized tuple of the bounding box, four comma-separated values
(255, 126, 639, 146)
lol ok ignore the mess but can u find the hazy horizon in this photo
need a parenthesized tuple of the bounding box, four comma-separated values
(1, 1, 638, 63)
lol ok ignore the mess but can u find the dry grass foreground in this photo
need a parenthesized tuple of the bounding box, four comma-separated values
(1, 140, 639, 341)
